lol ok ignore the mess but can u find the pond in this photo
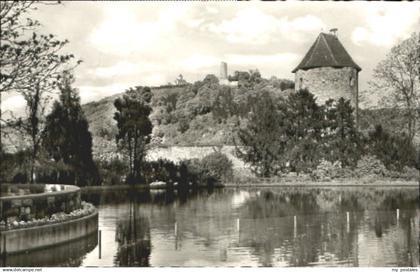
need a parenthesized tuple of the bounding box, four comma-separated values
(4, 186, 419, 267)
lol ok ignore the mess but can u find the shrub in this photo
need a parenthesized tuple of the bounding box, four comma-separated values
(200, 152, 233, 184)
(97, 158, 128, 185)
(312, 160, 342, 181)
(355, 155, 388, 178)
(367, 125, 416, 171)
(178, 117, 190, 133)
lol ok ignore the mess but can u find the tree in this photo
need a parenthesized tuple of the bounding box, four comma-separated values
(114, 88, 153, 183)
(229, 70, 263, 89)
(200, 152, 233, 184)
(323, 98, 362, 167)
(175, 74, 187, 85)
(212, 86, 236, 122)
(0, 1, 78, 182)
(371, 32, 420, 142)
(236, 89, 357, 177)
(367, 125, 416, 171)
(235, 91, 287, 177)
(43, 73, 99, 186)
(284, 89, 324, 173)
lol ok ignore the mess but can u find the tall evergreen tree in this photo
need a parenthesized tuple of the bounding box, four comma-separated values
(236, 91, 287, 177)
(323, 98, 362, 167)
(284, 89, 324, 173)
(43, 73, 99, 186)
(114, 88, 153, 183)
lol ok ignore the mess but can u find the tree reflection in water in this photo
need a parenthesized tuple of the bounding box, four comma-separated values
(114, 200, 151, 267)
(237, 188, 418, 267)
(79, 187, 418, 267)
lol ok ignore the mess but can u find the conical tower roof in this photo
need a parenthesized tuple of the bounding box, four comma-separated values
(292, 32, 361, 73)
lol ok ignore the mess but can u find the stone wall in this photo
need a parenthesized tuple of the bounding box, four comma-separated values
(146, 145, 247, 170)
(294, 67, 358, 108)
(0, 184, 81, 223)
(0, 211, 98, 254)
(3, 231, 98, 266)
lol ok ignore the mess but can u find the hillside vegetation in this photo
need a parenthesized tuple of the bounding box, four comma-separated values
(82, 72, 295, 158)
(81, 73, 418, 161)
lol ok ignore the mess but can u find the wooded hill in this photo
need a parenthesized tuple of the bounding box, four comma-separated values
(80, 72, 418, 160)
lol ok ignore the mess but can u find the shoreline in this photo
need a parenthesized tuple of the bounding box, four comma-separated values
(80, 181, 419, 191)
(223, 182, 419, 187)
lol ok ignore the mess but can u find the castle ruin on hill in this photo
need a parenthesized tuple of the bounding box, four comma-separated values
(216, 30, 361, 124)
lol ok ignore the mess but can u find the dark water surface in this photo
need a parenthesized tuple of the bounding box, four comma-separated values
(5, 187, 419, 267)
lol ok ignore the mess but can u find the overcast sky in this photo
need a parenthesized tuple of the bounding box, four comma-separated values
(3, 1, 420, 112)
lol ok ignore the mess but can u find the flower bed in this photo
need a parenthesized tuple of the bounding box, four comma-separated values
(0, 201, 96, 231)
(0, 184, 81, 223)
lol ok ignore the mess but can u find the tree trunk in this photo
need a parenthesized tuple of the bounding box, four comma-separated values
(29, 84, 41, 184)
(127, 135, 133, 178)
(30, 147, 36, 184)
(0, 91, 2, 155)
(133, 132, 138, 179)
(405, 98, 416, 142)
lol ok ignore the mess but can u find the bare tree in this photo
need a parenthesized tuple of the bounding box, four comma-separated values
(0, 1, 79, 152)
(0, 1, 79, 182)
(370, 32, 420, 141)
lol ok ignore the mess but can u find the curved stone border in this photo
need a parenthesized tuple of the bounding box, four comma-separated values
(1, 201, 96, 231)
(0, 210, 98, 254)
(0, 184, 81, 223)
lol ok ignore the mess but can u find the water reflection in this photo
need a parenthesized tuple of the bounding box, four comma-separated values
(114, 201, 151, 266)
(237, 190, 365, 266)
(9, 186, 418, 267)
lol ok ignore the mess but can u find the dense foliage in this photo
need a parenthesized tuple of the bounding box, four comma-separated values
(100, 152, 233, 189)
(323, 98, 363, 167)
(129, 152, 233, 187)
(200, 151, 234, 184)
(236, 89, 362, 177)
(366, 125, 416, 171)
(148, 71, 295, 146)
(42, 74, 99, 186)
(114, 87, 153, 183)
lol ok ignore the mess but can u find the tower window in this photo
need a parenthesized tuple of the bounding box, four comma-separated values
(349, 76, 354, 87)
(299, 78, 303, 89)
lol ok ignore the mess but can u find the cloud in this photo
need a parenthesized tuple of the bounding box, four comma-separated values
(278, 15, 326, 41)
(207, 9, 325, 44)
(91, 62, 139, 77)
(226, 53, 299, 66)
(89, 4, 193, 56)
(90, 61, 160, 77)
(181, 54, 220, 70)
(207, 9, 280, 44)
(351, 4, 420, 47)
(89, 12, 161, 56)
(21, 1, 420, 108)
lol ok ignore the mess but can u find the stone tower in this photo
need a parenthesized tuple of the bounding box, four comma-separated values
(292, 30, 361, 125)
(220, 61, 228, 80)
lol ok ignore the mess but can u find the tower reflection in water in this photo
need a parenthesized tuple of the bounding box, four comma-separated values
(114, 200, 151, 267)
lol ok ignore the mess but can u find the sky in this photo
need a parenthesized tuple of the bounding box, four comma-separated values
(2, 1, 420, 112)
